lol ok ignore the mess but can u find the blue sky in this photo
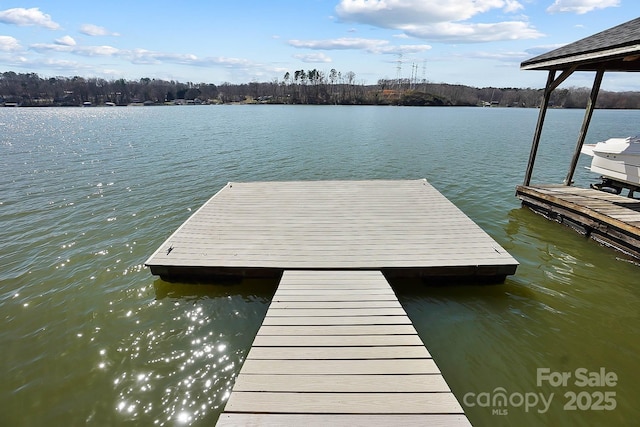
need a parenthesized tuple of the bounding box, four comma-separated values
(1, 1, 639, 90)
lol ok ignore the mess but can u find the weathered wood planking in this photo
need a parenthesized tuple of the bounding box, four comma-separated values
(516, 184, 640, 258)
(217, 270, 471, 426)
(217, 413, 472, 427)
(230, 373, 448, 392)
(223, 392, 462, 414)
(246, 345, 430, 359)
(261, 315, 410, 325)
(146, 179, 518, 279)
(250, 334, 424, 346)
(237, 358, 441, 375)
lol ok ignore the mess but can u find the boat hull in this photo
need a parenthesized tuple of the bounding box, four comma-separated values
(581, 137, 640, 187)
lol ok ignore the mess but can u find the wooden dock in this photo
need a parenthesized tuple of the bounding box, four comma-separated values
(216, 270, 471, 427)
(146, 179, 518, 281)
(146, 179, 520, 424)
(516, 184, 640, 258)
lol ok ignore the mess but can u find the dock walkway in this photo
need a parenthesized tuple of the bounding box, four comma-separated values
(216, 270, 471, 427)
(516, 184, 640, 258)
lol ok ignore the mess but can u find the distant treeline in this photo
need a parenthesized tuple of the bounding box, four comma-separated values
(2, 70, 640, 109)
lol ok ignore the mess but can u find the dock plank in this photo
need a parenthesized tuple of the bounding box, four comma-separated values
(267, 300, 403, 308)
(224, 392, 464, 414)
(231, 373, 447, 392)
(274, 287, 397, 294)
(217, 414, 472, 427)
(251, 334, 425, 346)
(246, 345, 430, 359)
(270, 293, 399, 302)
(261, 315, 410, 325)
(264, 308, 407, 317)
(238, 358, 440, 375)
(255, 324, 418, 335)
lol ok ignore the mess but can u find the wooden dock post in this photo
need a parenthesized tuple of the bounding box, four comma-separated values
(563, 68, 604, 186)
(523, 67, 575, 186)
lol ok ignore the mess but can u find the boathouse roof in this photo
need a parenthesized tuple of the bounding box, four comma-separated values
(521, 17, 640, 71)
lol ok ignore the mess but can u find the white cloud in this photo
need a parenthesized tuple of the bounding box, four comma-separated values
(43, 58, 85, 67)
(467, 50, 530, 61)
(392, 44, 433, 54)
(81, 45, 120, 56)
(547, 0, 620, 14)
(404, 21, 543, 43)
(0, 35, 21, 51)
(0, 7, 60, 30)
(80, 24, 120, 36)
(55, 36, 76, 46)
(124, 49, 255, 69)
(31, 43, 120, 57)
(289, 37, 431, 54)
(337, 0, 524, 24)
(335, 0, 541, 42)
(2, 55, 94, 74)
(101, 68, 126, 77)
(30, 43, 72, 53)
(26, 38, 257, 72)
(504, 0, 524, 13)
(128, 49, 199, 65)
(524, 44, 566, 56)
(293, 53, 333, 63)
(290, 37, 388, 50)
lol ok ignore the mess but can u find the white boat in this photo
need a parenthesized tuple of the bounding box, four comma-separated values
(581, 136, 640, 191)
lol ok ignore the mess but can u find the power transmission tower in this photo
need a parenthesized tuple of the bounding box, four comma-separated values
(411, 63, 419, 89)
(422, 59, 427, 90)
(395, 53, 403, 89)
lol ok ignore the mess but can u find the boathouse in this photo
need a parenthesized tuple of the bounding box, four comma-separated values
(516, 16, 640, 258)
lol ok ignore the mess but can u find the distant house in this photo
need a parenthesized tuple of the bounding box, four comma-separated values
(381, 89, 400, 98)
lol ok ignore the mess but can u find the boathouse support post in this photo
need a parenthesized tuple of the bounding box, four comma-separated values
(523, 68, 577, 186)
(523, 70, 555, 186)
(563, 68, 605, 186)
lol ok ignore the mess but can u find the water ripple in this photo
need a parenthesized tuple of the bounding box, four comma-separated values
(2, 106, 639, 426)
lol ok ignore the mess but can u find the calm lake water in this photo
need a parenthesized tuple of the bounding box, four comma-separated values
(1, 105, 639, 426)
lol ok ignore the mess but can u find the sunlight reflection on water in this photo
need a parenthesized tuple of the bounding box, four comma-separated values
(109, 280, 276, 426)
